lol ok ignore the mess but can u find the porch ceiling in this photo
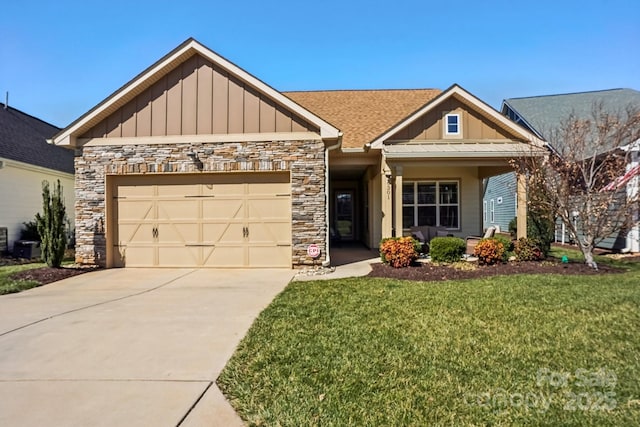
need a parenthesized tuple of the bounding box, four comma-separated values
(330, 164, 368, 180)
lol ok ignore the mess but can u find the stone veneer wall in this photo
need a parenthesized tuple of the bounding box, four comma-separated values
(75, 140, 326, 267)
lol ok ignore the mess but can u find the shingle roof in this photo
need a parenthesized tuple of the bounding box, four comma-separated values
(504, 88, 640, 139)
(284, 89, 441, 148)
(0, 103, 74, 174)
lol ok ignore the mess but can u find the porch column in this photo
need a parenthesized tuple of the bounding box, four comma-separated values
(381, 161, 393, 239)
(516, 173, 527, 239)
(394, 166, 404, 237)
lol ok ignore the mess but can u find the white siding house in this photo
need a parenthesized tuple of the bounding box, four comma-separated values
(0, 103, 75, 252)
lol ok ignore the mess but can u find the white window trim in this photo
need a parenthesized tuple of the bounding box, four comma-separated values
(490, 199, 495, 223)
(444, 113, 461, 137)
(403, 180, 461, 230)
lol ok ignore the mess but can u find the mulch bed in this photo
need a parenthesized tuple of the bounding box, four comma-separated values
(368, 260, 625, 282)
(9, 266, 94, 285)
(2, 255, 97, 285)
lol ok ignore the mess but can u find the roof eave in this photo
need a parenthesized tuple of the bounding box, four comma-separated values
(501, 100, 546, 140)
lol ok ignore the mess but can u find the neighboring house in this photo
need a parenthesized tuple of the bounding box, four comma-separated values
(51, 38, 543, 268)
(482, 172, 516, 233)
(485, 88, 640, 251)
(0, 102, 75, 252)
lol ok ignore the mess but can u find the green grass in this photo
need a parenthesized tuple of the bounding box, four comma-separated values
(0, 263, 46, 295)
(218, 262, 640, 426)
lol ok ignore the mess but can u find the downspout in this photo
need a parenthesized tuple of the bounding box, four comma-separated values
(323, 133, 343, 267)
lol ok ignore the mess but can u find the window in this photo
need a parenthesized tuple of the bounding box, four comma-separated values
(403, 181, 460, 229)
(483, 200, 487, 223)
(445, 113, 460, 136)
(490, 199, 495, 223)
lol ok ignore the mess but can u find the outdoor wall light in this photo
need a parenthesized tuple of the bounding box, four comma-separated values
(187, 151, 204, 171)
(384, 168, 393, 184)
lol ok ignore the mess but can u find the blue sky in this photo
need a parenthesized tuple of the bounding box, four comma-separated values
(1, 0, 638, 127)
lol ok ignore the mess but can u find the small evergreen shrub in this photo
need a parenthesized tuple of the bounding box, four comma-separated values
(429, 237, 465, 263)
(514, 237, 544, 261)
(474, 238, 505, 265)
(509, 217, 518, 238)
(36, 180, 67, 268)
(509, 213, 554, 257)
(379, 237, 419, 268)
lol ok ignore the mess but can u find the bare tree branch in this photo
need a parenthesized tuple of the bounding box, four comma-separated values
(512, 102, 640, 269)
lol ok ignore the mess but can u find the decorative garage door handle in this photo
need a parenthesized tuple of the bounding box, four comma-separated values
(242, 226, 249, 238)
(152, 227, 158, 238)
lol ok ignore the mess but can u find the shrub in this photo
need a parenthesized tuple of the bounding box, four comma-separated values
(473, 238, 505, 265)
(20, 220, 40, 241)
(429, 237, 465, 263)
(509, 217, 518, 238)
(514, 237, 544, 261)
(509, 212, 554, 257)
(527, 213, 554, 257)
(493, 234, 513, 261)
(379, 237, 418, 268)
(36, 180, 67, 268)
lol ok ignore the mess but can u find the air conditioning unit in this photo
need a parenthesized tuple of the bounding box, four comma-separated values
(0, 227, 7, 253)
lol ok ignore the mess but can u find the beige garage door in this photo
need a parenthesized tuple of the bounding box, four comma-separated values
(110, 173, 291, 268)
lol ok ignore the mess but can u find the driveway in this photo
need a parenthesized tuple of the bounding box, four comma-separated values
(0, 268, 293, 426)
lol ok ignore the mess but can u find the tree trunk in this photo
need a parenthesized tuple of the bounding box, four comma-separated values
(582, 246, 598, 270)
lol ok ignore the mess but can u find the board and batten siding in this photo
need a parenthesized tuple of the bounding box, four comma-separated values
(81, 54, 317, 139)
(483, 171, 516, 232)
(388, 98, 517, 141)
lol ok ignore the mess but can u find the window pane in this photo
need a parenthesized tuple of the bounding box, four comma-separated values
(417, 183, 436, 204)
(439, 183, 458, 204)
(403, 207, 414, 229)
(440, 206, 459, 228)
(417, 206, 436, 226)
(402, 183, 414, 204)
(447, 115, 459, 133)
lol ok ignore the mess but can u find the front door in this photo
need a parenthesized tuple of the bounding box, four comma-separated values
(335, 190, 354, 240)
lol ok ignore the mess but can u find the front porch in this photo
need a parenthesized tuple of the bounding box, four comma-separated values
(327, 154, 529, 260)
(382, 160, 529, 243)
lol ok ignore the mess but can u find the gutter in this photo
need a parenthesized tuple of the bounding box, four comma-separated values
(341, 147, 368, 153)
(323, 133, 343, 267)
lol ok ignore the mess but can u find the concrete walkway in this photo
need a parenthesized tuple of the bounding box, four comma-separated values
(0, 268, 292, 426)
(294, 246, 380, 281)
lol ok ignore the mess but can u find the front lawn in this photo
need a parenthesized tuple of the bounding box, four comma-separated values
(218, 267, 640, 425)
(0, 263, 45, 295)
